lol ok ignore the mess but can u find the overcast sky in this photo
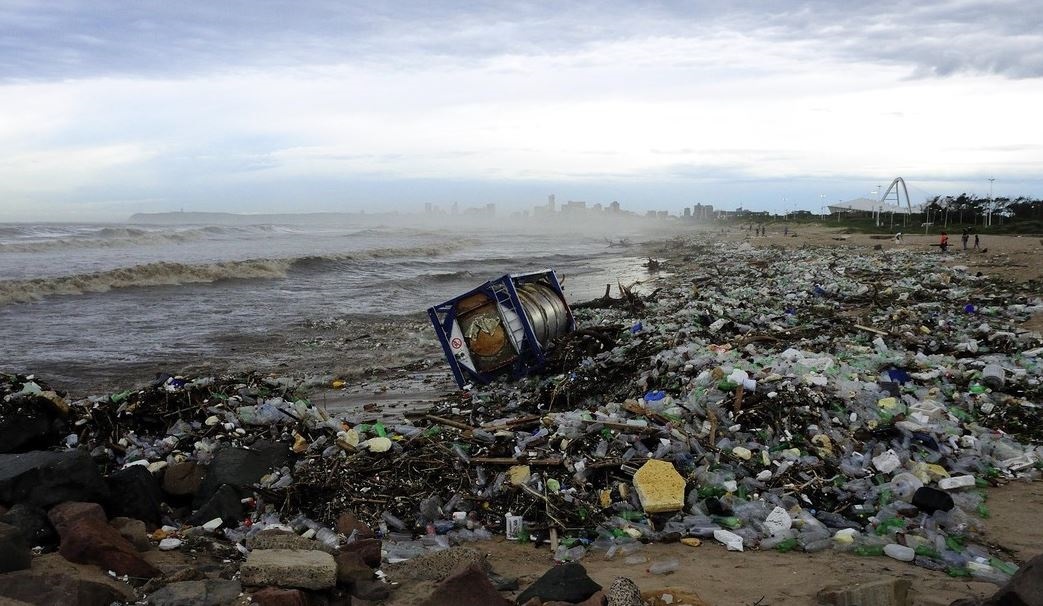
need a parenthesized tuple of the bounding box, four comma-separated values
(2, 0, 1042, 220)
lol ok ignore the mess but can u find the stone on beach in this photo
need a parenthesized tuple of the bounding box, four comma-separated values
(240, 549, 337, 590)
(47, 501, 160, 578)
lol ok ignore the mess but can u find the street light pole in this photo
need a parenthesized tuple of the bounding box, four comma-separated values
(987, 177, 995, 227)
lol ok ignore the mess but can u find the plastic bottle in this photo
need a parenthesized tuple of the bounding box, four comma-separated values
(884, 544, 915, 562)
(315, 527, 340, 550)
(647, 559, 680, 575)
(381, 511, 407, 532)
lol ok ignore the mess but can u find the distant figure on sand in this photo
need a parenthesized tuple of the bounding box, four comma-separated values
(974, 233, 980, 249)
(894, 232, 902, 243)
(784, 226, 788, 236)
(962, 228, 970, 250)
(939, 231, 949, 253)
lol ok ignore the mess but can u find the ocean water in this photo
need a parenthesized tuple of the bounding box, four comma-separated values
(0, 220, 653, 392)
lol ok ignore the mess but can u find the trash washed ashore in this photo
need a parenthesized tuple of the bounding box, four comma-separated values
(1, 235, 1042, 605)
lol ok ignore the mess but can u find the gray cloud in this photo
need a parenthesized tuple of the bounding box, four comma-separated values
(3, 1, 1041, 81)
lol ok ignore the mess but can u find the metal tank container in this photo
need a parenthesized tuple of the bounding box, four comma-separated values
(427, 270, 575, 388)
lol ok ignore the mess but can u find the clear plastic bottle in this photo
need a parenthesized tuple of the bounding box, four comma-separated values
(648, 559, 680, 575)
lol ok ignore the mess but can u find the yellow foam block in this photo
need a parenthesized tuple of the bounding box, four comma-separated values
(633, 459, 685, 514)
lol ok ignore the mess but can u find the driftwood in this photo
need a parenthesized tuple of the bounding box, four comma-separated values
(572, 281, 657, 314)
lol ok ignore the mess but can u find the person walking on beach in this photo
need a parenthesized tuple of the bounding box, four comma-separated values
(961, 228, 970, 251)
(974, 232, 980, 249)
(939, 231, 949, 254)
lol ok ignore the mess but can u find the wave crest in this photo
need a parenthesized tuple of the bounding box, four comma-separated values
(0, 242, 472, 305)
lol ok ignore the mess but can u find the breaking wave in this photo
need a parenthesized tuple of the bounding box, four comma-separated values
(0, 242, 474, 305)
(0, 225, 293, 253)
(0, 259, 295, 305)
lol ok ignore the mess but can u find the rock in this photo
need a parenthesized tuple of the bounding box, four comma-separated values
(632, 460, 685, 513)
(0, 450, 109, 509)
(488, 572, 518, 592)
(187, 483, 244, 527)
(0, 553, 136, 606)
(970, 551, 1043, 606)
(251, 586, 311, 606)
(0, 522, 32, 573)
(106, 465, 163, 526)
(161, 461, 203, 497)
(159, 538, 182, 551)
(817, 578, 912, 606)
(516, 562, 602, 605)
(0, 394, 67, 453)
(0, 571, 126, 606)
(241, 549, 337, 590)
(418, 562, 511, 606)
(47, 501, 160, 578)
(335, 511, 374, 538)
(352, 579, 390, 601)
(604, 578, 642, 606)
(194, 442, 288, 506)
(336, 551, 374, 587)
(110, 517, 151, 552)
(342, 538, 381, 568)
(384, 546, 490, 581)
(247, 529, 334, 554)
(0, 504, 56, 547)
(146, 579, 243, 606)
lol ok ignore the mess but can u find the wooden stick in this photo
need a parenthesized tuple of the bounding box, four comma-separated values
(470, 457, 563, 466)
(424, 415, 474, 431)
(854, 324, 888, 336)
(733, 384, 745, 414)
(480, 415, 541, 430)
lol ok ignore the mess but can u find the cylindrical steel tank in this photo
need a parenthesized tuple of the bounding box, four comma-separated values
(454, 280, 571, 373)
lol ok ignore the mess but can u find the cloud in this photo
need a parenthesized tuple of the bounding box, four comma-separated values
(3, 1, 1042, 81)
(1, 1, 1042, 219)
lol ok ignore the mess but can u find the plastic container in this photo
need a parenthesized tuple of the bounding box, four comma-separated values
(647, 559, 680, 575)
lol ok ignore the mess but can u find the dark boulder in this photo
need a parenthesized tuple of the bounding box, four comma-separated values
(0, 522, 32, 573)
(187, 483, 244, 527)
(0, 450, 109, 509)
(0, 503, 57, 547)
(516, 562, 602, 605)
(419, 562, 511, 606)
(106, 465, 163, 526)
(194, 442, 288, 506)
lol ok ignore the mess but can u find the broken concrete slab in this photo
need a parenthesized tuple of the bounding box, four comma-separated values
(240, 549, 337, 590)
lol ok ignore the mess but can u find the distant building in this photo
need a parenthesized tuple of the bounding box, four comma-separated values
(562, 201, 587, 215)
(609, 201, 621, 213)
(683, 207, 691, 218)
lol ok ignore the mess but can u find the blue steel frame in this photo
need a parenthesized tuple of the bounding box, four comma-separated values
(427, 270, 574, 388)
